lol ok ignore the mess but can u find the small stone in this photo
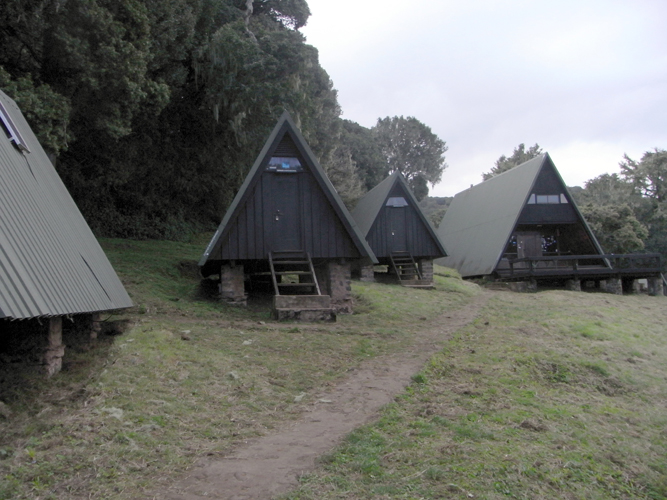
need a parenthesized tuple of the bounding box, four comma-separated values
(101, 407, 124, 420)
(181, 333, 191, 341)
(228, 371, 240, 380)
(137, 423, 161, 432)
(242, 340, 253, 345)
(318, 399, 333, 404)
(294, 392, 307, 402)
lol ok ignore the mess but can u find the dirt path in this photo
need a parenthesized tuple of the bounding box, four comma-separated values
(159, 290, 491, 500)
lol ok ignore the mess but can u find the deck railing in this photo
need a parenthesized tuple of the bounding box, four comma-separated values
(503, 253, 662, 279)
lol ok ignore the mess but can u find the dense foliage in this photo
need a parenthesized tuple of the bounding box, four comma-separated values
(0, 0, 448, 239)
(571, 151, 667, 268)
(482, 143, 543, 181)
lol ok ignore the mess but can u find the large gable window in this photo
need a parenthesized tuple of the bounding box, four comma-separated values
(0, 101, 29, 153)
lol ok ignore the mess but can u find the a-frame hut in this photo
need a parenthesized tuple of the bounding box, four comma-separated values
(436, 153, 611, 286)
(352, 172, 447, 286)
(200, 111, 377, 319)
(0, 89, 132, 375)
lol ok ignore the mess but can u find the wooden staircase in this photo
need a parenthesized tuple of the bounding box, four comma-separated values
(389, 251, 434, 289)
(268, 251, 335, 321)
(268, 251, 321, 296)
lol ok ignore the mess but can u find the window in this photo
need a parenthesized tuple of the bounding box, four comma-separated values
(536, 194, 560, 204)
(386, 197, 408, 207)
(266, 156, 302, 172)
(0, 100, 29, 153)
(528, 193, 568, 204)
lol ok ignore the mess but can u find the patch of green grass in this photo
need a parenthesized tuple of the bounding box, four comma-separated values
(281, 290, 667, 499)
(0, 237, 479, 499)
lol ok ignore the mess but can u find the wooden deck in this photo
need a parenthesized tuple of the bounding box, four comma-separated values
(496, 253, 663, 281)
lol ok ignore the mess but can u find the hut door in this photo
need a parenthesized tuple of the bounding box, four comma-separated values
(516, 231, 542, 259)
(270, 174, 302, 252)
(388, 207, 408, 252)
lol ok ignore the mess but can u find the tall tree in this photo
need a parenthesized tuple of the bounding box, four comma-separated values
(483, 143, 543, 181)
(580, 203, 648, 254)
(620, 148, 667, 203)
(340, 119, 384, 191)
(1, 0, 350, 239)
(618, 148, 667, 269)
(371, 116, 447, 200)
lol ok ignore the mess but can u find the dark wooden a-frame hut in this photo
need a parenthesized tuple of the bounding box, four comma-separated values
(436, 153, 663, 294)
(352, 172, 446, 286)
(200, 112, 377, 318)
(0, 90, 132, 375)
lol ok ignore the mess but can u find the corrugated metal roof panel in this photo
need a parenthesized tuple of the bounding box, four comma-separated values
(436, 155, 544, 277)
(0, 90, 132, 319)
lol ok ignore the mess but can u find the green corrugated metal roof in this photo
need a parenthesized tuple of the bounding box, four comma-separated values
(200, 111, 377, 267)
(0, 90, 132, 319)
(435, 154, 545, 277)
(351, 173, 398, 235)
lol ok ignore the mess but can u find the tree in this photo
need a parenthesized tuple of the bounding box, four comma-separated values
(483, 143, 543, 181)
(340, 120, 385, 191)
(580, 203, 648, 254)
(571, 173, 637, 207)
(620, 148, 667, 203)
(320, 144, 364, 209)
(1, 0, 355, 239)
(372, 116, 447, 200)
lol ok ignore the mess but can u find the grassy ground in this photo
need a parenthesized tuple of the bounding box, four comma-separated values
(281, 290, 667, 500)
(0, 237, 477, 499)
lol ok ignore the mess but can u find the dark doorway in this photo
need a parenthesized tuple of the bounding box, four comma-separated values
(270, 173, 302, 252)
(517, 231, 542, 259)
(387, 207, 408, 252)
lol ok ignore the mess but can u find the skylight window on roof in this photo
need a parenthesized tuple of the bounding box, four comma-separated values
(0, 101, 29, 153)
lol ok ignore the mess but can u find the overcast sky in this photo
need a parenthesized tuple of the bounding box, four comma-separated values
(300, 0, 667, 197)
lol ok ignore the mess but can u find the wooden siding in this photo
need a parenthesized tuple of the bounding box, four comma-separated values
(517, 161, 579, 224)
(217, 171, 361, 261)
(367, 207, 441, 258)
(366, 184, 442, 259)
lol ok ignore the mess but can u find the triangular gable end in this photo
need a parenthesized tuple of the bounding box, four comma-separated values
(497, 155, 606, 267)
(200, 112, 377, 274)
(436, 153, 607, 278)
(353, 173, 446, 259)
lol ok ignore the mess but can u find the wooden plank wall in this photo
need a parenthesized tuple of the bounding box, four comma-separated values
(218, 171, 360, 260)
(367, 205, 442, 259)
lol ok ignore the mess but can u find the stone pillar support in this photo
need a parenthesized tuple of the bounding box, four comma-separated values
(648, 277, 664, 297)
(603, 278, 623, 295)
(565, 279, 581, 292)
(359, 264, 375, 283)
(318, 261, 353, 314)
(219, 263, 247, 306)
(91, 312, 102, 340)
(510, 279, 537, 293)
(418, 259, 434, 282)
(45, 317, 65, 377)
